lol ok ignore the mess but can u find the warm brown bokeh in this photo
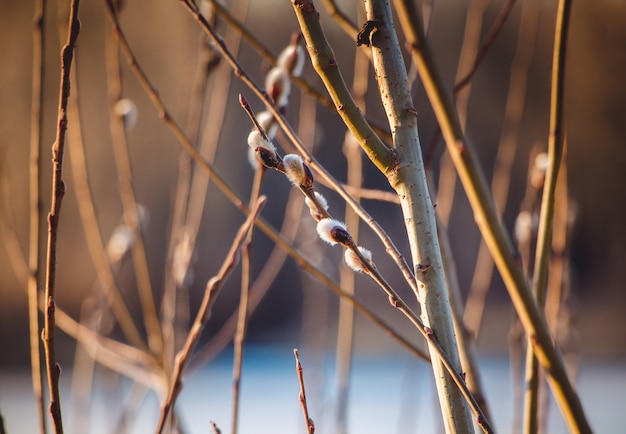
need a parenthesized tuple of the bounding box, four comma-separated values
(1, 0, 625, 369)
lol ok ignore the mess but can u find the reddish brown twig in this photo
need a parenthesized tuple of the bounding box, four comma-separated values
(294, 349, 315, 434)
(42, 0, 81, 432)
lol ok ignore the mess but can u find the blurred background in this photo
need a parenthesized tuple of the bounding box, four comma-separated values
(1, 0, 625, 432)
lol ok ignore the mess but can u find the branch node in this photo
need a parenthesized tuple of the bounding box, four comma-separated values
(356, 20, 384, 47)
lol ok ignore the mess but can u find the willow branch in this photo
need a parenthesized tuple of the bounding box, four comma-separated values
(104, 3, 163, 356)
(294, 349, 315, 434)
(104, 0, 427, 364)
(454, 0, 517, 93)
(361, 1, 473, 430)
(66, 45, 147, 353)
(42, 1, 80, 432)
(464, 0, 540, 337)
(393, 0, 591, 431)
(28, 0, 46, 431)
(206, 0, 391, 142)
(335, 33, 367, 430)
(179, 0, 420, 303)
(231, 159, 261, 434)
(523, 1, 573, 432)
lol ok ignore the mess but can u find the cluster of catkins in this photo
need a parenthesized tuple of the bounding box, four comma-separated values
(246, 35, 373, 274)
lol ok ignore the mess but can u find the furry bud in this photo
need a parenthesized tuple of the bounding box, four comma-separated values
(277, 43, 305, 77)
(113, 98, 138, 131)
(344, 246, 373, 273)
(282, 154, 306, 186)
(247, 130, 275, 153)
(316, 218, 350, 246)
(305, 192, 328, 220)
(265, 67, 291, 108)
(256, 110, 278, 139)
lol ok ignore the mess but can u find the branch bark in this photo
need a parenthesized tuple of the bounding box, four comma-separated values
(392, 0, 591, 431)
(361, 1, 473, 431)
(43, 0, 80, 432)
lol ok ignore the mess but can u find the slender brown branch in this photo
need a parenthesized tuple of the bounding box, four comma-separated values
(294, 349, 315, 434)
(437, 214, 493, 424)
(155, 198, 266, 434)
(523, 1, 574, 432)
(104, 3, 163, 357)
(335, 22, 367, 429)
(160, 4, 219, 376)
(454, 0, 518, 94)
(29, 0, 47, 432)
(66, 63, 147, 351)
(161, 0, 246, 378)
(42, 1, 80, 431)
(464, 0, 540, 338)
(231, 162, 261, 434)
(210, 421, 221, 434)
(320, 0, 358, 37)
(55, 309, 165, 392)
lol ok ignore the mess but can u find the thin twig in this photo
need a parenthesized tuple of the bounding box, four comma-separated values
(426, 0, 518, 162)
(454, 0, 518, 94)
(435, 0, 516, 222)
(523, 1, 573, 432)
(69, 300, 99, 433)
(104, 2, 163, 357)
(333, 139, 360, 431)
(160, 4, 219, 377)
(28, 0, 46, 431)
(437, 213, 493, 424)
(544, 148, 569, 339)
(66, 37, 147, 352)
(320, 0, 359, 39)
(464, 0, 541, 339)
(155, 197, 266, 434)
(210, 421, 221, 434)
(340, 184, 399, 204)
(42, 1, 80, 431)
(335, 14, 367, 428)
(55, 308, 164, 390)
(231, 166, 262, 434)
(189, 188, 304, 367)
(161, 0, 246, 379)
(539, 146, 570, 433)
(294, 349, 315, 434)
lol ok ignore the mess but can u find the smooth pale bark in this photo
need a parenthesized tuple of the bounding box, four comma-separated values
(362, 1, 473, 432)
